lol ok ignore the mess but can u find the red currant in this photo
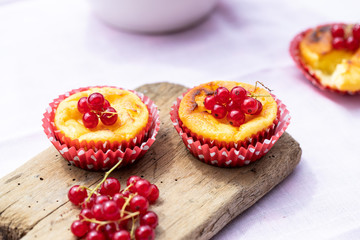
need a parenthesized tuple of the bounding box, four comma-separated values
(78, 97, 91, 114)
(121, 190, 131, 198)
(83, 112, 99, 128)
(71, 220, 89, 237)
(91, 204, 104, 221)
(227, 110, 245, 127)
(214, 87, 230, 104)
(86, 230, 106, 240)
(113, 193, 126, 208)
(100, 177, 121, 196)
(113, 230, 131, 240)
(127, 175, 141, 192)
(119, 216, 130, 229)
(147, 184, 159, 203)
(89, 222, 100, 232)
(140, 211, 158, 229)
(241, 97, 258, 114)
(79, 208, 93, 220)
(100, 107, 118, 126)
(204, 95, 216, 110)
(353, 24, 360, 40)
(226, 100, 241, 112)
(212, 104, 227, 119)
(134, 179, 151, 197)
(88, 92, 105, 111)
(103, 223, 117, 239)
(130, 195, 149, 214)
(230, 86, 247, 102)
(127, 175, 141, 185)
(68, 185, 88, 205)
(346, 36, 360, 51)
(103, 99, 110, 109)
(331, 24, 345, 38)
(95, 195, 110, 205)
(332, 37, 346, 50)
(135, 225, 155, 240)
(81, 194, 96, 209)
(253, 100, 263, 115)
(103, 200, 120, 220)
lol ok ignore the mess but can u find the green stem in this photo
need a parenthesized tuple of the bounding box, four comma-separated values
(119, 211, 140, 222)
(123, 183, 133, 192)
(250, 94, 271, 98)
(85, 158, 123, 202)
(254, 81, 273, 93)
(130, 215, 138, 239)
(101, 111, 118, 116)
(82, 217, 112, 226)
(121, 194, 135, 218)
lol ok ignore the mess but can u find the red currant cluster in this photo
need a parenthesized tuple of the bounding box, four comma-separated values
(204, 86, 263, 127)
(331, 24, 360, 51)
(68, 175, 159, 240)
(78, 92, 118, 129)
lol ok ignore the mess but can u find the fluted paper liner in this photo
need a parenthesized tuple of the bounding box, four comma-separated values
(170, 93, 290, 167)
(42, 86, 160, 171)
(289, 22, 360, 95)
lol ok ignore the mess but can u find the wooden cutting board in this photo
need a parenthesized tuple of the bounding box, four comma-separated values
(0, 82, 301, 240)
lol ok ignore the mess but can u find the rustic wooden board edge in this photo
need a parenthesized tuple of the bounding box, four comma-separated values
(203, 137, 301, 239)
(183, 132, 302, 240)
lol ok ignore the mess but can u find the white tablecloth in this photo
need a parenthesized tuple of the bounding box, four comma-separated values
(1, 0, 360, 239)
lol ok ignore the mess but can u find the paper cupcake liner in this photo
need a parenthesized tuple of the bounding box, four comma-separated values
(170, 93, 290, 167)
(289, 22, 360, 96)
(42, 86, 160, 171)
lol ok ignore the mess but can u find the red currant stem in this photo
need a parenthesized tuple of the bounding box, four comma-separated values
(85, 158, 123, 202)
(81, 211, 139, 226)
(101, 111, 118, 116)
(115, 222, 120, 232)
(123, 183, 134, 192)
(90, 110, 100, 114)
(80, 186, 93, 192)
(120, 194, 135, 218)
(130, 215, 138, 239)
(82, 217, 112, 226)
(249, 94, 271, 98)
(119, 211, 140, 222)
(254, 81, 273, 93)
(122, 210, 136, 215)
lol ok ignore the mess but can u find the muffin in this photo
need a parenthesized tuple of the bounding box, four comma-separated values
(170, 81, 290, 167)
(43, 86, 160, 171)
(290, 23, 360, 94)
(54, 87, 150, 151)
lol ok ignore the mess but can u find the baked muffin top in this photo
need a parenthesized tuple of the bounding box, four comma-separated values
(178, 81, 277, 143)
(54, 87, 149, 143)
(299, 24, 360, 92)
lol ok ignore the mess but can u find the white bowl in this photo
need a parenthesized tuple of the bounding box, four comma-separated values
(88, 0, 219, 33)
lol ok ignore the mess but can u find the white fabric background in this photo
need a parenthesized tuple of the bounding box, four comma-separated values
(1, 0, 360, 239)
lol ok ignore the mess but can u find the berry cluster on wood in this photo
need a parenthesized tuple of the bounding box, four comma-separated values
(78, 92, 118, 129)
(204, 85, 264, 127)
(331, 24, 360, 51)
(68, 158, 159, 240)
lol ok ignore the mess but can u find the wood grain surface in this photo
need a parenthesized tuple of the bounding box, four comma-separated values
(0, 82, 302, 240)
